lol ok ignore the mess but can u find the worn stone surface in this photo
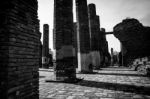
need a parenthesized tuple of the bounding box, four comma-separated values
(53, 0, 76, 80)
(39, 67, 150, 99)
(76, 0, 92, 72)
(0, 0, 40, 98)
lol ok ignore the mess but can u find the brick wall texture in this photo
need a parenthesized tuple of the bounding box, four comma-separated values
(0, 0, 40, 98)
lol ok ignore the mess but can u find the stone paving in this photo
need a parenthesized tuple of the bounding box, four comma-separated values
(39, 67, 150, 99)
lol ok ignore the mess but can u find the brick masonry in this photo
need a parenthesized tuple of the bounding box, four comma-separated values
(76, 0, 92, 72)
(73, 23, 78, 67)
(100, 28, 111, 66)
(0, 0, 40, 98)
(42, 24, 49, 68)
(88, 4, 99, 51)
(88, 4, 101, 69)
(53, 0, 76, 81)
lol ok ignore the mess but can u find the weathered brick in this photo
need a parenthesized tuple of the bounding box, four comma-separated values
(0, 0, 40, 99)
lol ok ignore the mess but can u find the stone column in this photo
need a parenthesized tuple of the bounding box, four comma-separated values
(111, 48, 114, 66)
(73, 22, 78, 68)
(53, 0, 76, 81)
(0, 0, 40, 98)
(96, 15, 101, 50)
(88, 4, 101, 69)
(76, 0, 92, 73)
(100, 28, 111, 66)
(42, 24, 49, 68)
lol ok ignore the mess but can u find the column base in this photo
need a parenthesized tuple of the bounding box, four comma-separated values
(45, 77, 83, 83)
(77, 70, 97, 74)
(42, 64, 49, 69)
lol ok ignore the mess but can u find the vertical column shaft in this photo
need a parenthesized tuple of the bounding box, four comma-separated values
(88, 4, 101, 69)
(73, 22, 78, 67)
(111, 48, 114, 66)
(88, 4, 99, 51)
(42, 24, 49, 68)
(76, 0, 92, 72)
(76, 0, 90, 53)
(53, 0, 76, 80)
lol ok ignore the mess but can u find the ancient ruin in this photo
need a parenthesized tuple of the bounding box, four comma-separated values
(99, 28, 111, 67)
(1, 0, 150, 98)
(114, 18, 150, 62)
(73, 22, 78, 67)
(111, 48, 114, 66)
(114, 18, 150, 74)
(88, 4, 101, 69)
(75, 0, 92, 72)
(42, 24, 49, 68)
(53, 0, 76, 81)
(0, 0, 40, 98)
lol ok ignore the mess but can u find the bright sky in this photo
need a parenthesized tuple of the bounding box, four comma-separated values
(38, 0, 150, 52)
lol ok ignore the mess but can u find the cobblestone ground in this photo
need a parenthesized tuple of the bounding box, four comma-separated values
(39, 67, 150, 99)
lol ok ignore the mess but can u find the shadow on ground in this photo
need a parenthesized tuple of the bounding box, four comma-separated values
(93, 72, 149, 77)
(100, 68, 134, 71)
(75, 80, 150, 95)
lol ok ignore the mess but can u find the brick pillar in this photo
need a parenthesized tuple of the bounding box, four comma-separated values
(73, 22, 78, 68)
(53, 0, 76, 81)
(76, 0, 92, 73)
(100, 28, 111, 67)
(42, 24, 49, 68)
(0, 0, 40, 98)
(96, 15, 101, 50)
(111, 48, 114, 66)
(88, 4, 101, 69)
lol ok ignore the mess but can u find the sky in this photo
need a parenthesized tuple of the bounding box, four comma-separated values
(38, 0, 150, 52)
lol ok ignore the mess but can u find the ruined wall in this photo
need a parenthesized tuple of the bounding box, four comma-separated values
(53, 0, 76, 80)
(76, 0, 92, 72)
(0, 0, 40, 98)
